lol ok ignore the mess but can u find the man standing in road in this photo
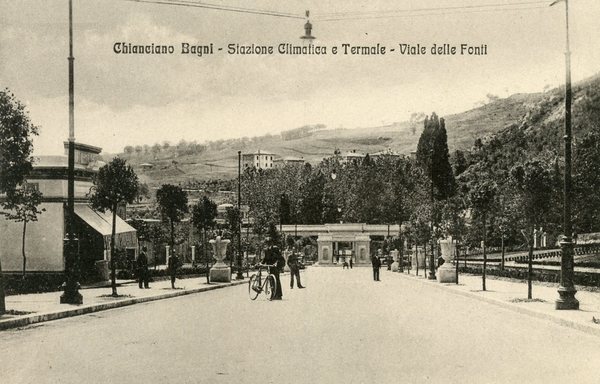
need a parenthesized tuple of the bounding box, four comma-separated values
(287, 251, 305, 289)
(372, 252, 381, 281)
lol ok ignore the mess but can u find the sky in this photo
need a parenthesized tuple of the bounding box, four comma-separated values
(1, 0, 599, 155)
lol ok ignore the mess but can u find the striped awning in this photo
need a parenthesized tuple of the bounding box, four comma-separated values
(74, 204, 138, 249)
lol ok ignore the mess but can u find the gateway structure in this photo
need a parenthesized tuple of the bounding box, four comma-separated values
(280, 223, 401, 265)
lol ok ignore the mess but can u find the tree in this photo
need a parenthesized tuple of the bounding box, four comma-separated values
(191, 196, 217, 283)
(123, 146, 134, 155)
(0, 89, 39, 315)
(151, 143, 162, 158)
(510, 160, 553, 299)
(156, 184, 189, 250)
(574, 127, 600, 233)
(416, 113, 456, 278)
(452, 150, 469, 178)
(469, 179, 497, 291)
(90, 158, 139, 297)
(137, 183, 150, 203)
(0, 184, 45, 278)
(431, 117, 456, 200)
(128, 219, 168, 267)
(279, 194, 292, 225)
(440, 195, 468, 282)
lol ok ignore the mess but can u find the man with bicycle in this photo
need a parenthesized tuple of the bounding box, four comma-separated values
(263, 238, 285, 300)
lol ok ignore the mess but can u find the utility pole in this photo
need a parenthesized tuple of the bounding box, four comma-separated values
(236, 151, 244, 279)
(60, 0, 82, 304)
(552, 0, 578, 310)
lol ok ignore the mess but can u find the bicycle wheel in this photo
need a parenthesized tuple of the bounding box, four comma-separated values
(248, 274, 260, 300)
(264, 275, 277, 301)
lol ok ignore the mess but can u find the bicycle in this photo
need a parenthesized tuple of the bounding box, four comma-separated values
(248, 264, 277, 301)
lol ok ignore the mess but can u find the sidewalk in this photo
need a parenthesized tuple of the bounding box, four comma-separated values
(399, 266, 600, 338)
(0, 275, 247, 331)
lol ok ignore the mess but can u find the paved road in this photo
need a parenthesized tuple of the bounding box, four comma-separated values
(2, 268, 600, 384)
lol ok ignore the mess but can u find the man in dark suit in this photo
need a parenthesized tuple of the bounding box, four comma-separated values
(137, 246, 150, 289)
(168, 250, 180, 289)
(372, 253, 381, 281)
(263, 242, 285, 300)
(287, 251, 305, 289)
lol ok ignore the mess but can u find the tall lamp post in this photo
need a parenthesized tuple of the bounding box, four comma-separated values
(552, 0, 578, 310)
(236, 151, 244, 279)
(60, 0, 82, 304)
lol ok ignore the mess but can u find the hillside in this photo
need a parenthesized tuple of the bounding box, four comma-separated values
(112, 73, 600, 186)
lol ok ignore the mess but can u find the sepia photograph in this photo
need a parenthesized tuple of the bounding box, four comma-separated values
(1, 0, 600, 383)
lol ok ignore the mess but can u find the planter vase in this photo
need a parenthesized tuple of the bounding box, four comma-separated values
(437, 236, 457, 283)
(209, 236, 231, 283)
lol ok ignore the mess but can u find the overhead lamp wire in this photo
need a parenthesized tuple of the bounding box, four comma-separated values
(123, 0, 304, 19)
(314, 0, 551, 17)
(316, 5, 550, 22)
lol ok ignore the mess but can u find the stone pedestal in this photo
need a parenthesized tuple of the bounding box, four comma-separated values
(437, 237, 457, 283)
(209, 236, 231, 283)
(317, 235, 333, 265)
(354, 235, 371, 265)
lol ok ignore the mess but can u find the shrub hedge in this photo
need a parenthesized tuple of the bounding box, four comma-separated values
(458, 265, 600, 287)
(116, 266, 210, 280)
(3, 273, 66, 295)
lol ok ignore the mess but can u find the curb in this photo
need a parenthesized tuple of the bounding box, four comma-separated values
(0, 280, 247, 331)
(396, 272, 600, 338)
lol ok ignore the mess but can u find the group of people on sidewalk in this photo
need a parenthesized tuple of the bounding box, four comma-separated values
(136, 246, 182, 290)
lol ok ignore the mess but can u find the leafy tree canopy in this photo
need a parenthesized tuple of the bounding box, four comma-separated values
(156, 184, 188, 223)
(90, 157, 139, 212)
(0, 89, 38, 196)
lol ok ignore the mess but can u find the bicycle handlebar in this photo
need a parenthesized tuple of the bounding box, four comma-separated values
(257, 263, 276, 268)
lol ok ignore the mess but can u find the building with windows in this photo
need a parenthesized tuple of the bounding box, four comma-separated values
(339, 150, 366, 164)
(215, 203, 251, 227)
(0, 142, 137, 282)
(242, 150, 276, 169)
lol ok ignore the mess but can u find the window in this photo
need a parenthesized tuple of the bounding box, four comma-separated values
(24, 182, 39, 192)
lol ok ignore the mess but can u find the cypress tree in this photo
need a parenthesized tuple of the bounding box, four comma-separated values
(416, 112, 456, 200)
(432, 118, 456, 200)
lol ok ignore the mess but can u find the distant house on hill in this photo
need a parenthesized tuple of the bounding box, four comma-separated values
(0, 142, 138, 282)
(339, 150, 366, 164)
(274, 156, 305, 168)
(242, 150, 276, 169)
(371, 148, 401, 159)
(215, 203, 251, 227)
